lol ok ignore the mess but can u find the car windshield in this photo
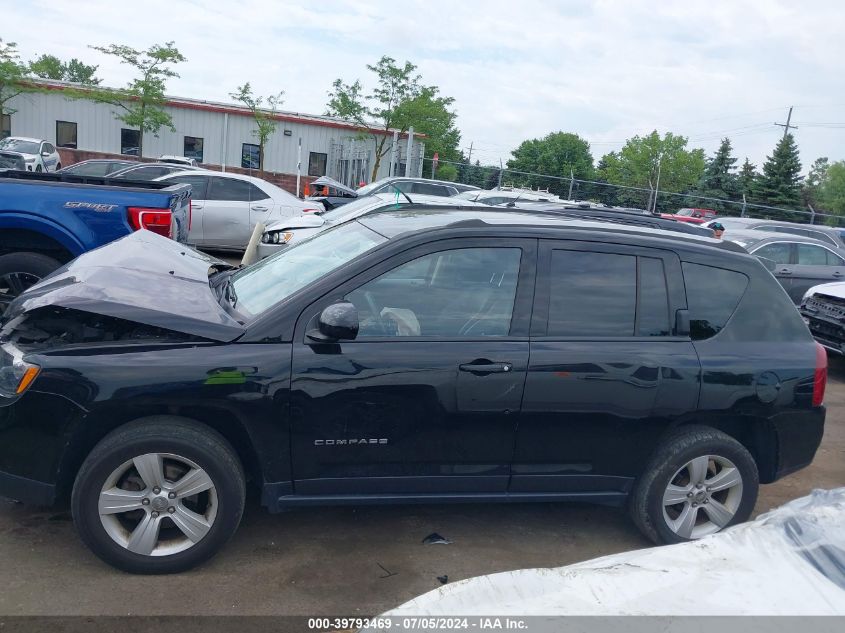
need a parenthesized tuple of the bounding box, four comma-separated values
(0, 138, 40, 154)
(676, 209, 696, 216)
(321, 197, 387, 222)
(231, 221, 387, 316)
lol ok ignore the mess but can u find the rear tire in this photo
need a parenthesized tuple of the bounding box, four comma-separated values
(0, 252, 62, 311)
(629, 425, 758, 544)
(35, 165, 42, 172)
(71, 417, 246, 574)
(55, 163, 62, 171)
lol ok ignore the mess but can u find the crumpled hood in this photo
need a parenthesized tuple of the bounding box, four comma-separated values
(804, 281, 845, 302)
(309, 175, 357, 197)
(4, 231, 245, 342)
(264, 213, 326, 233)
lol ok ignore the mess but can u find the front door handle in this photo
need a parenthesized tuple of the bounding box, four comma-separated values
(834, 271, 844, 278)
(777, 268, 792, 275)
(459, 361, 513, 374)
(192, 203, 204, 210)
(252, 205, 269, 211)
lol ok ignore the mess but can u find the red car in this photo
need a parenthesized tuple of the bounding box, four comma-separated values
(660, 208, 718, 224)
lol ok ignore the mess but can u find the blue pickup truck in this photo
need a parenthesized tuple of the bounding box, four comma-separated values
(0, 170, 191, 309)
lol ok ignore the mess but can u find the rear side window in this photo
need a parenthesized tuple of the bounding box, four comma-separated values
(797, 243, 843, 266)
(208, 177, 254, 201)
(547, 250, 636, 336)
(682, 263, 749, 340)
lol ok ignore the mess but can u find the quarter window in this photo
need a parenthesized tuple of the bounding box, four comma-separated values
(682, 263, 749, 340)
(754, 242, 791, 265)
(56, 121, 77, 148)
(547, 250, 636, 337)
(346, 247, 521, 338)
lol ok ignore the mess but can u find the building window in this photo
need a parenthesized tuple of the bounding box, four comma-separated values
(121, 129, 140, 156)
(184, 136, 204, 163)
(308, 152, 327, 177)
(56, 120, 77, 148)
(1, 114, 10, 139)
(241, 143, 260, 169)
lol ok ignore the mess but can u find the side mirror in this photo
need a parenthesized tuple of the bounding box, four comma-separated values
(42, 151, 51, 157)
(307, 302, 359, 342)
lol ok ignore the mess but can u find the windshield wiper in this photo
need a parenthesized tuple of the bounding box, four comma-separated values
(390, 184, 414, 204)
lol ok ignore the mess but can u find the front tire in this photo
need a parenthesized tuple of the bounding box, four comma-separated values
(0, 252, 62, 312)
(71, 417, 245, 574)
(629, 425, 758, 544)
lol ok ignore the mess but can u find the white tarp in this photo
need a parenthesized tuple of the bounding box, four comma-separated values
(383, 489, 845, 616)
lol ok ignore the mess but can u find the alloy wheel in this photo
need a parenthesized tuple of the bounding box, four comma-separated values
(661, 454, 744, 539)
(98, 453, 218, 557)
(0, 272, 41, 310)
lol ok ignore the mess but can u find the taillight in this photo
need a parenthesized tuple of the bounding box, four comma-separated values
(188, 200, 193, 231)
(302, 208, 321, 214)
(128, 207, 172, 238)
(813, 342, 827, 407)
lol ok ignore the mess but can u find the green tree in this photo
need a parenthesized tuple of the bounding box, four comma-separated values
(327, 56, 458, 181)
(29, 54, 100, 84)
(72, 42, 186, 158)
(752, 134, 803, 213)
(230, 83, 284, 172)
(817, 161, 845, 217)
(435, 163, 458, 182)
(803, 157, 830, 209)
(0, 39, 32, 135)
(738, 158, 758, 200)
(506, 132, 594, 198)
(695, 137, 738, 212)
(597, 131, 705, 212)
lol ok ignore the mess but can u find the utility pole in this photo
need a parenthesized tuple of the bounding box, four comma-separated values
(652, 156, 663, 213)
(775, 106, 798, 139)
(466, 142, 473, 164)
(567, 167, 575, 200)
(498, 159, 503, 188)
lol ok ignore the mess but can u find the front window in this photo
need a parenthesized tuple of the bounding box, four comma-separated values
(232, 221, 387, 316)
(347, 247, 521, 337)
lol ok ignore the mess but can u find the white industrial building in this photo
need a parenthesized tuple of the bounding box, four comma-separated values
(3, 79, 424, 188)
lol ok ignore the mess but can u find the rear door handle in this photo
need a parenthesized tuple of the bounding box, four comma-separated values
(777, 268, 792, 275)
(459, 361, 513, 374)
(252, 205, 269, 211)
(834, 271, 844, 278)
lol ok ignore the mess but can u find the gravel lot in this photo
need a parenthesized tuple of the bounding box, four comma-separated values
(0, 357, 842, 617)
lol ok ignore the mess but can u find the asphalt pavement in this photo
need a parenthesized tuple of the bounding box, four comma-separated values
(0, 358, 843, 617)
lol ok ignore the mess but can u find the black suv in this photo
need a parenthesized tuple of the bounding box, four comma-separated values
(0, 208, 826, 573)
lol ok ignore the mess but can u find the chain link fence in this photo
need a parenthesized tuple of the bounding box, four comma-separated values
(424, 157, 844, 228)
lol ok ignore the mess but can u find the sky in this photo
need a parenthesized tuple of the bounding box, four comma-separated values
(5, 0, 845, 173)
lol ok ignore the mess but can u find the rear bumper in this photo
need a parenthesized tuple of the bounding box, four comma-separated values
(0, 469, 55, 506)
(771, 406, 826, 481)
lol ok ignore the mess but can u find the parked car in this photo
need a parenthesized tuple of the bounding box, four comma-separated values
(58, 159, 139, 178)
(158, 155, 199, 167)
(307, 177, 477, 212)
(725, 229, 845, 303)
(660, 208, 718, 224)
(108, 162, 204, 181)
(258, 192, 486, 258)
(706, 217, 845, 249)
(0, 137, 61, 172)
(799, 281, 845, 354)
(455, 189, 563, 205)
(0, 207, 825, 573)
(0, 170, 191, 309)
(156, 170, 322, 251)
(511, 201, 715, 237)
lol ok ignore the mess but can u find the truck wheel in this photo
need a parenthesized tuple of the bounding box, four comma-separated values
(629, 425, 758, 544)
(71, 417, 246, 574)
(0, 252, 62, 311)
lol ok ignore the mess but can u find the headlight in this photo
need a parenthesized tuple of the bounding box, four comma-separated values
(261, 232, 270, 244)
(271, 232, 280, 244)
(0, 343, 41, 398)
(24, 157, 35, 163)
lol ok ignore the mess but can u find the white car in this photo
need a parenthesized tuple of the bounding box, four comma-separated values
(156, 170, 321, 251)
(0, 137, 61, 172)
(257, 192, 486, 259)
(158, 155, 198, 167)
